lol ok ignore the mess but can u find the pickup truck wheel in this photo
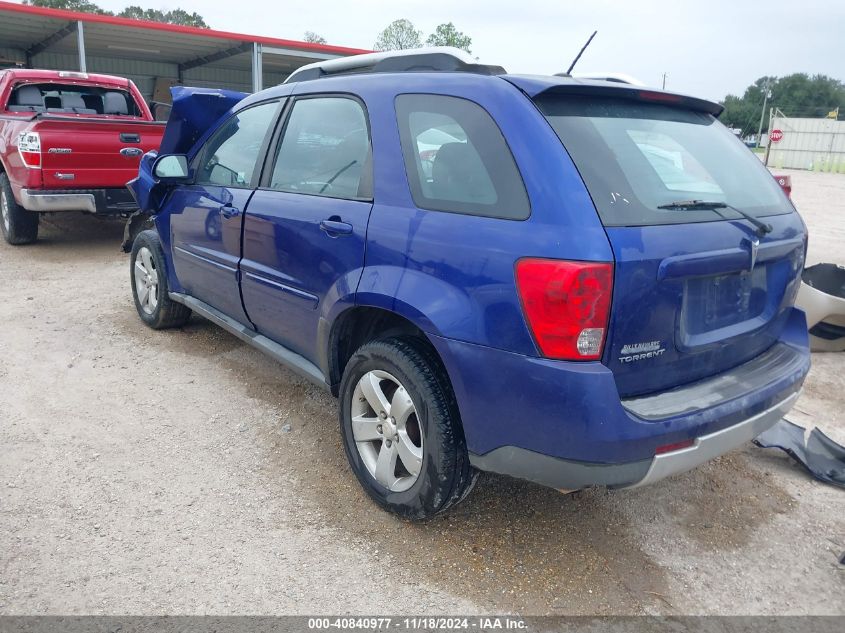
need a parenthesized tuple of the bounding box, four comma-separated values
(339, 337, 477, 520)
(0, 173, 39, 245)
(130, 230, 191, 329)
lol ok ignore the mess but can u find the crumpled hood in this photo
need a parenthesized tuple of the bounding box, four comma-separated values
(158, 85, 247, 155)
(127, 86, 246, 214)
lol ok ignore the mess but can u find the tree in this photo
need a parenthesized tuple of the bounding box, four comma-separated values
(425, 22, 472, 54)
(374, 19, 422, 51)
(117, 6, 208, 28)
(721, 74, 845, 136)
(303, 31, 327, 45)
(24, 1, 210, 28)
(23, 0, 110, 14)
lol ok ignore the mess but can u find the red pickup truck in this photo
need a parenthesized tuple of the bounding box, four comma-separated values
(0, 69, 164, 244)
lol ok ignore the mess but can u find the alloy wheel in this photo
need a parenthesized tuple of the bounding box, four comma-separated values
(0, 189, 9, 234)
(351, 370, 424, 492)
(133, 246, 160, 315)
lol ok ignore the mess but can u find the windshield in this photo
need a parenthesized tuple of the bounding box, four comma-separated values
(536, 95, 793, 227)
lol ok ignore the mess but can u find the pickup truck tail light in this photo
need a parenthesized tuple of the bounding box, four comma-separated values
(18, 131, 42, 169)
(515, 258, 613, 361)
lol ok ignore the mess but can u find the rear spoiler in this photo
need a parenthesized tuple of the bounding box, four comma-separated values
(502, 75, 724, 117)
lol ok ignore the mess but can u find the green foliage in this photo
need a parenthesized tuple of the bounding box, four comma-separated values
(721, 74, 845, 136)
(117, 6, 208, 28)
(24, 0, 209, 28)
(374, 19, 423, 51)
(303, 31, 327, 45)
(425, 22, 472, 53)
(24, 0, 110, 13)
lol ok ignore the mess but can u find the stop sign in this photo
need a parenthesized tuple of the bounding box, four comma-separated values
(770, 129, 784, 143)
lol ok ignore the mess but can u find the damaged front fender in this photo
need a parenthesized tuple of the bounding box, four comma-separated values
(125, 86, 246, 218)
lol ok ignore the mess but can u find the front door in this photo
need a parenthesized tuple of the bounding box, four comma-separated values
(169, 100, 280, 323)
(241, 95, 373, 363)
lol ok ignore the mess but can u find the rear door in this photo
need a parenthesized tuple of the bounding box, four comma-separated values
(168, 100, 280, 324)
(240, 95, 373, 362)
(537, 94, 805, 397)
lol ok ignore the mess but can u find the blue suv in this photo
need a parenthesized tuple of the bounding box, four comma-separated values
(128, 50, 810, 519)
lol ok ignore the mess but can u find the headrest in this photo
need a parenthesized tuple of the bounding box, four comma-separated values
(14, 85, 43, 106)
(61, 93, 87, 110)
(103, 91, 128, 115)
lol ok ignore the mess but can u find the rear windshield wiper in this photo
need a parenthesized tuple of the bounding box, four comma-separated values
(656, 200, 773, 236)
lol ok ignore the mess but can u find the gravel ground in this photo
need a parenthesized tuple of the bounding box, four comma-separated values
(1, 169, 843, 615)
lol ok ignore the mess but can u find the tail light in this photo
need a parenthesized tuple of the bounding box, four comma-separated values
(18, 131, 41, 169)
(638, 90, 682, 103)
(515, 258, 613, 361)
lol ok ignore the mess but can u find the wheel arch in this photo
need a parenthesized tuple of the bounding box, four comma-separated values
(324, 304, 451, 398)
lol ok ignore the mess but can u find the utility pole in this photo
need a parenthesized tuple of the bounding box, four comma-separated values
(661, 72, 667, 89)
(756, 81, 772, 148)
(764, 107, 774, 166)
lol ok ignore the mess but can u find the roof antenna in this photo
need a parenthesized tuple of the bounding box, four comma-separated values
(565, 30, 597, 75)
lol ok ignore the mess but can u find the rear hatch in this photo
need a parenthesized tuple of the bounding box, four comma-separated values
(534, 91, 805, 398)
(34, 117, 163, 189)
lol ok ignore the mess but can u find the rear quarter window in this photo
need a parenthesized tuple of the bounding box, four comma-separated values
(395, 94, 530, 220)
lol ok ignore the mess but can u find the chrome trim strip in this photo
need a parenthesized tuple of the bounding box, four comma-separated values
(173, 246, 236, 272)
(19, 189, 95, 213)
(243, 271, 319, 307)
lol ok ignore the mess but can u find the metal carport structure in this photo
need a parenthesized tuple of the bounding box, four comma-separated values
(0, 0, 369, 101)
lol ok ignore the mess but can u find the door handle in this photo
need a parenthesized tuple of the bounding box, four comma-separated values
(319, 219, 353, 236)
(220, 205, 240, 219)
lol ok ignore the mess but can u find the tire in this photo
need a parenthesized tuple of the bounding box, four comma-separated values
(130, 229, 191, 329)
(339, 337, 478, 520)
(0, 173, 39, 245)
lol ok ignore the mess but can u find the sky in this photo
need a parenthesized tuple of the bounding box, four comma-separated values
(90, 0, 845, 102)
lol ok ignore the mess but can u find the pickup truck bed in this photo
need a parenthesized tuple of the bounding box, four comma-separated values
(0, 69, 164, 244)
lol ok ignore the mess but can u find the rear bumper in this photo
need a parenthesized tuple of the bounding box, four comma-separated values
(430, 307, 810, 490)
(469, 390, 799, 490)
(624, 389, 799, 488)
(19, 188, 136, 215)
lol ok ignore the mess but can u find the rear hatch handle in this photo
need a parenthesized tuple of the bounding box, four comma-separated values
(658, 237, 804, 280)
(120, 132, 141, 143)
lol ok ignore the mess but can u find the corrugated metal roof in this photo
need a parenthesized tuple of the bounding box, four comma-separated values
(0, 0, 370, 62)
(0, 0, 371, 98)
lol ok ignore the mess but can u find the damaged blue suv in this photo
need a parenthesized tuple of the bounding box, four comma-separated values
(128, 49, 810, 519)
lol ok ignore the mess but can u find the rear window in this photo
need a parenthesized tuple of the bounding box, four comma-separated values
(7, 83, 140, 116)
(536, 96, 792, 227)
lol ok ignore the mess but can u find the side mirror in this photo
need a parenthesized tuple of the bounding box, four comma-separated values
(153, 154, 189, 182)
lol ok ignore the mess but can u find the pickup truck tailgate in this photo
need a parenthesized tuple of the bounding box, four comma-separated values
(35, 118, 164, 189)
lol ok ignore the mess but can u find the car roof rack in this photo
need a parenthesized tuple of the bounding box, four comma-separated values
(284, 47, 507, 84)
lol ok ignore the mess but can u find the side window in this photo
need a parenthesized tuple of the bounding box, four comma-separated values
(395, 94, 530, 220)
(269, 97, 372, 200)
(196, 101, 278, 188)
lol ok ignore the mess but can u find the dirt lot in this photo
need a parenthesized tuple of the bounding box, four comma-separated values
(1, 169, 843, 615)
